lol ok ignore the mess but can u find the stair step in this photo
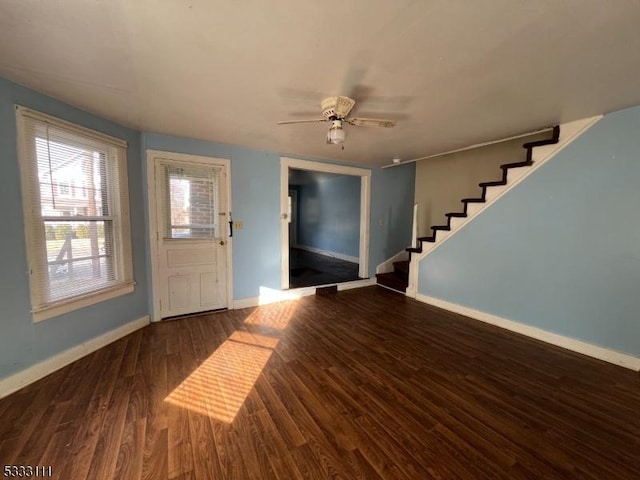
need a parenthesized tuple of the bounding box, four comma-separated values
(417, 236, 436, 243)
(376, 272, 407, 293)
(446, 212, 467, 218)
(522, 127, 559, 148)
(479, 180, 506, 188)
(393, 260, 410, 276)
(461, 197, 485, 204)
(500, 160, 532, 170)
(432, 225, 451, 232)
(405, 247, 422, 253)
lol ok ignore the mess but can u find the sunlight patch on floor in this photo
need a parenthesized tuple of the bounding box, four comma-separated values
(244, 294, 299, 331)
(257, 286, 302, 305)
(164, 297, 298, 422)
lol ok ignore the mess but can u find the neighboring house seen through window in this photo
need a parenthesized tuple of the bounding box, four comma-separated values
(16, 106, 134, 321)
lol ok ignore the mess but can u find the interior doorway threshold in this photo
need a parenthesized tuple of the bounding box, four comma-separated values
(286, 278, 375, 297)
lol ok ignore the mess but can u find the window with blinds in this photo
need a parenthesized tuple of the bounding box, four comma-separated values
(16, 106, 134, 320)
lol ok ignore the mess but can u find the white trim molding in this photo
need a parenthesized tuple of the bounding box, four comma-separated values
(416, 294, 640, 371)
(280, 157, 371, 289)
(33, 283, 135, 322)
(0, 315, 150, 399)
(234, 278, 376, 309)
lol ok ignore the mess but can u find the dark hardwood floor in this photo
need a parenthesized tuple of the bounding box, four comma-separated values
(289, 248, 361, 288)
(1, 286, 639, 479)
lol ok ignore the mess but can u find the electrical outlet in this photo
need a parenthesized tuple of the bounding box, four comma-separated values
(233, 221, 244, 230)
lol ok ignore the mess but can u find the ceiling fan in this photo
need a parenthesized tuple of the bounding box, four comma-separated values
(277, 96, 396, 146)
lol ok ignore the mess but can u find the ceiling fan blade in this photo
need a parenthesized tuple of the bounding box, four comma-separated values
(346, 118, 396, 128)
(277, 119, 327, 125)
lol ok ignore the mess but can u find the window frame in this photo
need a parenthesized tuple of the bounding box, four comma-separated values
(16, 106, 135, 322)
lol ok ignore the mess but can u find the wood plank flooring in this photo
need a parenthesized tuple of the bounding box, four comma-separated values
(1, 286, 639, 479)
(289, 248, 361, 288)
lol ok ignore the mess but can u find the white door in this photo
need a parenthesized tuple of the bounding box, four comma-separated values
(154, 157, 229, 318)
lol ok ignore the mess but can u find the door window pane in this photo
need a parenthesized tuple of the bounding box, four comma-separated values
(165, 165, 219, 238)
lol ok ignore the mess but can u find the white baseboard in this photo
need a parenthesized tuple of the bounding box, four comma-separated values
(233, 278, 376, 310)
(415, 294, 640, 371)
(294, 244, 359, 264)
(337, 278, 376, 289)
(233, 297, 261, 309)
(376, 282, 406, 294)
(376, 249, 409, 274)
(0, 315, 150, 400)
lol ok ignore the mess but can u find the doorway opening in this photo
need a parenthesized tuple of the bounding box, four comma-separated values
(280, 157, 370, 290)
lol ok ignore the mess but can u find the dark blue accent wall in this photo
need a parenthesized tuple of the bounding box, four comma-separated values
(295, 174, 361, 259)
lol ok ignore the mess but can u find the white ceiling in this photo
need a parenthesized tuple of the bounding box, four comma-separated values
(2, 0, 640, 167)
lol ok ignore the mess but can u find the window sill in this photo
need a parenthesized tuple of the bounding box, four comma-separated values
(32, 282, 136, 323)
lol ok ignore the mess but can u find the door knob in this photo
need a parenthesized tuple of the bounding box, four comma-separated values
(219, 240, 225, 246)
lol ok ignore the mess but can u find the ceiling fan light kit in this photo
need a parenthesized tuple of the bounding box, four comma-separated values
(327, 122, 346, 144)
(278, 95, 396, 146)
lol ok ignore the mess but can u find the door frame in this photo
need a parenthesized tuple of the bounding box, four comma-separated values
(288, 188, 298, 248)
(146, 150, 233, 322)
(280, 157, 371, 290)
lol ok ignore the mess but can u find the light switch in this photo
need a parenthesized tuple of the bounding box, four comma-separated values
(378, 219, 384, 227)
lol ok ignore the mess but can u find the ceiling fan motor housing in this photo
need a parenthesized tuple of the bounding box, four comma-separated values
(321, 96, 356, 120)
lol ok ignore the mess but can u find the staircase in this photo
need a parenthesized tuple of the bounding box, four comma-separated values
(376, 126, 560, 293)
(376, 259, 410, 293)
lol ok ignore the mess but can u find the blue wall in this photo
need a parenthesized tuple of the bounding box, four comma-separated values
(418, 106, 640, 356)
(0, 78, 149, 379)
(370, 163, 416, 266)
(295, 173, 361, 258)
(143, 133, 416, 300)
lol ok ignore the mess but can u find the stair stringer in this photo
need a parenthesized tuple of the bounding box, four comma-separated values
(405, 115, 603, 298)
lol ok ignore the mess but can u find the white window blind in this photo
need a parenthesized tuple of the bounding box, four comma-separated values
(160, 163, 220, 239)
(17, 106, 133, 316)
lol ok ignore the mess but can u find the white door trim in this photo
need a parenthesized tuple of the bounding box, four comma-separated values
(146, 150, 233, 322)
(288, 188, 298, 247)
(280, 157, 371, 290)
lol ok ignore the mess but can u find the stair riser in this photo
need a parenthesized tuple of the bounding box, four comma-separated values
(393, 266, 409, 276)
(449, 217, 466, 230)
(394, 272, 409, 282)
(376, 274, 407, 293)
(465, 202, 484, 216)
(505, 166, 530, 182)
(531, 144, 557, 161)
(483, 185, 505, 202)
(433, 229, 453, 243)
